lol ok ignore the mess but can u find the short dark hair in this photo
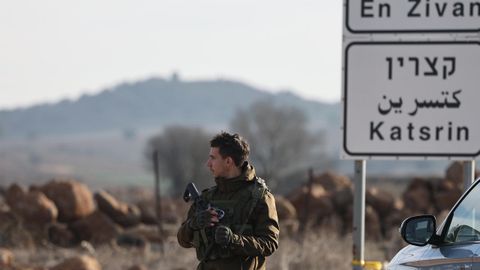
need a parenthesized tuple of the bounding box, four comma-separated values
(210, 132, 250, 167)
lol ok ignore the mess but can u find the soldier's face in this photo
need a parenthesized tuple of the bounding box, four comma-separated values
(207, 147, 229, 178)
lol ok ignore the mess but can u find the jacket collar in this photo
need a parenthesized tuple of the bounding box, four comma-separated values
(214, 162, 256, 192)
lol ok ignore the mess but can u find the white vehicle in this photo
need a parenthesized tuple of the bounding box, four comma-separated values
(388, 177, 480, 270)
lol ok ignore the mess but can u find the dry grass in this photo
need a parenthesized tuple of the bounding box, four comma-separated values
(268, 231, 390, 270)
(7, 229, 398, 270)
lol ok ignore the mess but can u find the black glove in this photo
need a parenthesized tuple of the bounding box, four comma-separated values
(215, 225, 234, 247)
(188, 208, 219, 230)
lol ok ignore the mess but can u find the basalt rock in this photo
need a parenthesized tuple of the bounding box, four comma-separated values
(94, 190, 141, 228)
(49, 255, 101, 270)
(41, 179, 95, 223)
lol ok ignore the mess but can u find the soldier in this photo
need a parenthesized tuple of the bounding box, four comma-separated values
(177, 132, 280, 270)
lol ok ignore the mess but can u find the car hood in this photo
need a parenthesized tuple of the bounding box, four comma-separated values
(388, 244, 429, 269)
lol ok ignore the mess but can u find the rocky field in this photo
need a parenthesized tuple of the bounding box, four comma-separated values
(0, 161, 475, 270)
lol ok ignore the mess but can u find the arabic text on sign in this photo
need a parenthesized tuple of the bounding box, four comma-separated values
(377, 90, 462, 116)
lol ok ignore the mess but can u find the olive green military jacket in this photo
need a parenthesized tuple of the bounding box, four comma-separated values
(177, 164, 280, 270)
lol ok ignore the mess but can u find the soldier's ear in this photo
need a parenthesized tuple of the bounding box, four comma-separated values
(225, 156, 234, 166)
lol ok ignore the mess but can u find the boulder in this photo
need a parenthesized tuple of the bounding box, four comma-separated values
(124, 224, 163, 243)
(288, 184, 334, 224)
(6, 185, 58, 226)
(94, 191, 141, 228)
(287, 184, 327, 206)
(319, 212, 344, 232)
(344, 205, 382, 240)
(445, 161, 464, 187)
(331, 186, 353, 215)
(365, 205, 382, 240)
(274, 196, 297, 220)
(312, 171, 351, 192)
(69, 211, 121, 244)
(279, 218, 300, 235)
(436, 178, 456, 192)
(5, 184, 26, 207)
(434, 190, 462, 212)
(406, 178, 434, 193)
(128, 265, 147, 270)
(136, 200, 157, 225)
(274, 196, 299, 234)
(366, 187, 395, 219)
(116, 233, 148, 249)
(135, 198, 183, 225)
(434, 178, 463, 212)
(402, 178, 434, 214)
(383, 208, 411, 239)
(0, 208, 34, 248)
(0, 248, 13, 267)
(0, 209, 17, 245)
(309, 194, 335, 223)
(0, 208, 17, 230)
(41, 179, 95, 223)
(50, 255, 101, 270)
(48, 223, 78, 247)
(403, 188, 434, 214)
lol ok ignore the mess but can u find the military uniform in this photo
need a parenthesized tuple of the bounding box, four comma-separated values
(177, 163, 280, 270)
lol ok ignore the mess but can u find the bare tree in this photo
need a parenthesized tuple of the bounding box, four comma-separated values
(230, 101, 316, 189)
(145, 126, 212, 196)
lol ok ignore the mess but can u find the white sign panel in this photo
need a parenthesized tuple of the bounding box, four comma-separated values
(346, 0, 480, 33)
(342, 41, 480, 158)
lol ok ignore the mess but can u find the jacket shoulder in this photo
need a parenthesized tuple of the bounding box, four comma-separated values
(253, 176, 270, 198)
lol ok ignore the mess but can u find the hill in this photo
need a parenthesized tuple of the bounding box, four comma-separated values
(0, 76, 339, 138)
(0, 76, 344, 187)
(0, 76, 451, 188)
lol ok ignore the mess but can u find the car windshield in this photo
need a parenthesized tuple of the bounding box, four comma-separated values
(444, 181, 480, 243)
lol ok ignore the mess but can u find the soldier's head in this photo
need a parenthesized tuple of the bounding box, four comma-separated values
(207, 132, 250, 178)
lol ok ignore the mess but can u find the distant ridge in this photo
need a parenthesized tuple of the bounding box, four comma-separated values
(0, 77, 339, 138)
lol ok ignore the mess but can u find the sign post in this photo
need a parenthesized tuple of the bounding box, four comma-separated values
(352, 160, 366, 270)
(342, 0, 479, 268)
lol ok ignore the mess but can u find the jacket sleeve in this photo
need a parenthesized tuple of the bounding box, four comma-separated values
(229, 191, 280, 257)
(177, 205, 196, 248)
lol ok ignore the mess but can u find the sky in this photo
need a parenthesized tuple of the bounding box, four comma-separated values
(0, 0, 343, 109)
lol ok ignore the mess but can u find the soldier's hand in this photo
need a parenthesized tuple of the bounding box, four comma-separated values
(188, 208, 219, 230)
(214, 225, 234, 247)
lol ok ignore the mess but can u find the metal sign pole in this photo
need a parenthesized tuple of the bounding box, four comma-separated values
(463, 160, 476, 191)
(153, 150, 164, 253)
(352, 160, 366, 270)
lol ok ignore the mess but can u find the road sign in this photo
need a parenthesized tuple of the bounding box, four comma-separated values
(342, 41, 480, 158)
(346, 0, 480, 33)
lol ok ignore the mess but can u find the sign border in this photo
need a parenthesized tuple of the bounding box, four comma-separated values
(346, 0, 480, 34)
(343, 40, 480, 157)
